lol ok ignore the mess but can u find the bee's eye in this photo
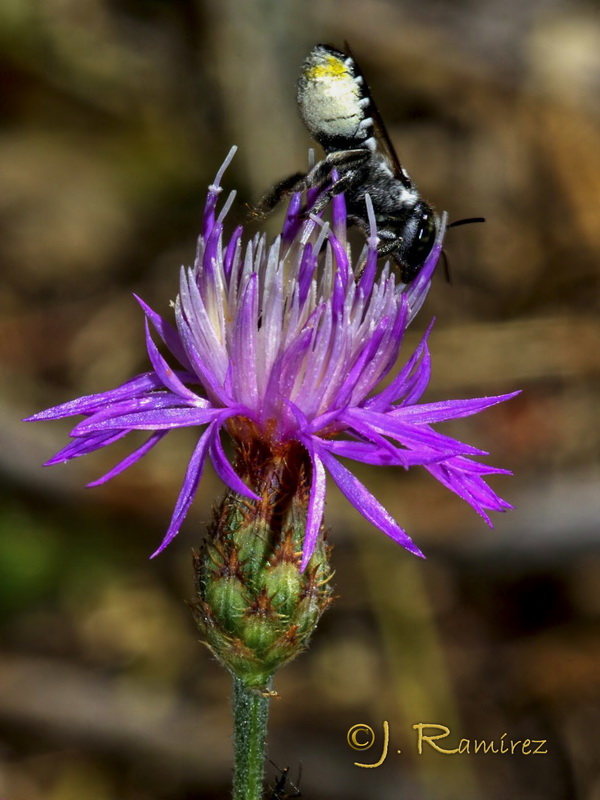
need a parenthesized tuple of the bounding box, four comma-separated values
(402, 210, 437, 281)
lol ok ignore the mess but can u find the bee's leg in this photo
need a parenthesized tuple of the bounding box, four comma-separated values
(375, 232, 398, 256)
(375, 236, 414, 283)
(253, 149, 369, 219)
(322, 148, 370, 168)
(251, 158, 341, 218)
(309, 169, 361, 215)
(302, 150, 367, 193)
(306, 150, 371, 214)
(348, 215, 397, 255)
(347, 213, 368, 231)
(251, 171, 309, 218)
(324, 148, 370, 165)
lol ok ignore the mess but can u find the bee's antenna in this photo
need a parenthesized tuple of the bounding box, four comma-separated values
(446, 216, 486, 229)
(442, 218, 484, 282)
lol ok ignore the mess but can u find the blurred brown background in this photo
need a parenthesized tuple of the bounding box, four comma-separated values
(2, 0, 600, 798)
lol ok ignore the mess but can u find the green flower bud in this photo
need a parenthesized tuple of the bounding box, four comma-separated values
(191, 438, 333, 692)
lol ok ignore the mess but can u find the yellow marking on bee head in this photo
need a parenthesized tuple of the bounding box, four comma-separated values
(306, 54, 349, 81)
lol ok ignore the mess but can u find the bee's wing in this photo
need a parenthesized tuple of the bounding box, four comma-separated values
(369, 94, 414, 189)
(344, 41, 413, 190)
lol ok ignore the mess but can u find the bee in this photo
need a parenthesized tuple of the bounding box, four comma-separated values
(255, 44, 482, 283)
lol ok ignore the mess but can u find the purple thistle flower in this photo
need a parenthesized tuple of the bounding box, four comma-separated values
(26, 147, 517, 569)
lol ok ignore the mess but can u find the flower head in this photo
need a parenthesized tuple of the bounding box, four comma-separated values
(27, 147, 516, 569)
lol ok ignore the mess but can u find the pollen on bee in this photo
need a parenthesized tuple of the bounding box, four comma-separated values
(305, 54, 349, 81)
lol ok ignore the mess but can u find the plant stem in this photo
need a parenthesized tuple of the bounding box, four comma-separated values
(232, 675, 271, 800)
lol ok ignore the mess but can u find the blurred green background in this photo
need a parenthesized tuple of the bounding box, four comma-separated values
(2, 0, 600, 798)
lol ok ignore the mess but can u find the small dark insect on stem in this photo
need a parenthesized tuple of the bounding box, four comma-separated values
(268, 759, 302, 799)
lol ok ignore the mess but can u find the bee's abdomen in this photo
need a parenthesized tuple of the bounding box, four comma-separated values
(297, 44, 372, 151)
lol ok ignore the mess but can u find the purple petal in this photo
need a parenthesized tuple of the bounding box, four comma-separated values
(174, 300, 231, 405)
(73, 405, 223, 434)
(209, 430, 260, 501)
(343, 408, 487, 458)
(307, 407, 343, 434)
(426, 458, 512, 523)
(144, 319, 202, 402)
(333, 320, 388, 408)
(231, 274, 259, 406)
(399, 344, 432, 407)
(319, 437, 450, 468)
(282, 192, 303, 243)
(366, 298, 409, 389)
(69, 391, 203, 431)
(390, 392, 521, 424)
(151, 422, 216, 557)
(299, 437, 327, 571)
(331, 188, 347, 243)
(330, 266, 345, 317)
(297, 243, 317, 307)
(135, 295, 194, 373)
(203, 221, 223, 283)
(262, 328, 314, 426)
(224, 225, 243, 278)
(87, 431, 168, 486)
(45, 430, 129, 464)
(443, 460, 513, 511)
(356, 243, 378, 299)
(328, 232, 350, 288)
(177, 267, 228, 381)
(447, 455, 513, 477)
(317, 437, 404, 466)
(318, 446, 424, 557)
(404, 212, 446, 320)
(202, 145, 237, 238)
(24, 373, 174, 421)
(332, 409, 408, 464)
(365, 321, 433, 411)
(426, 462, 494, 524)
(306, 182, 321, 212)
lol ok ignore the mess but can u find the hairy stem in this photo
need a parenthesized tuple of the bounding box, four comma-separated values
(232, 676, 271, 800)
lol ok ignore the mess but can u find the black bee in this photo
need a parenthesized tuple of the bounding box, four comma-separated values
(256, 44, 483, 283)
(255, 44, 441, 283)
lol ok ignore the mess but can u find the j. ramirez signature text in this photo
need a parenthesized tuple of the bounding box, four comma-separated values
(347, 722, 548, 768)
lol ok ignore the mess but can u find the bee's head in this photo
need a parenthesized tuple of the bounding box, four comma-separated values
(394, 202, 438, 283)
